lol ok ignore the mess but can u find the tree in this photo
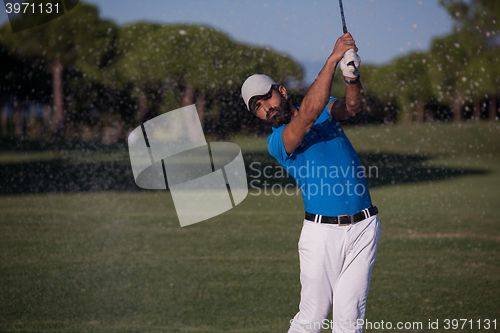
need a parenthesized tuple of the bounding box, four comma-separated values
(103, 22, 164, 127)
(438, 0, 500, 121)
(429, 30, 485, 121)
(440, 0, 500, 42)
(461, 49, 500, 120)
(0, 1, 117, 137)
(0, 40, 52, 137)
(358, 64, 400, 123)
(390, 52, 435, 122)
(106, 23, 303, 132)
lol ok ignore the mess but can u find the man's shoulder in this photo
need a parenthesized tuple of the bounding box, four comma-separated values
(267, 124, 286, 147)
(267, 124, 292, 163)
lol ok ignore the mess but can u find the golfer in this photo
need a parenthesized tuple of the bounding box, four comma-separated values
(241, 33, 381, 333)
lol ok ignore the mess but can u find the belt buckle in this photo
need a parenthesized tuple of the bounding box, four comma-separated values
(337, 214, 353, 225)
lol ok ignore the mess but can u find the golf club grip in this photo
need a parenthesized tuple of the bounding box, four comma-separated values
(347, 61, 356, 72)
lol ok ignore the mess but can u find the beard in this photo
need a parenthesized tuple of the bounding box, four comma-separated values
(266, 96, 293, 127)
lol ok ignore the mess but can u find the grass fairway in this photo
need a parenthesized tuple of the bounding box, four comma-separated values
(1, 122, 499, 332)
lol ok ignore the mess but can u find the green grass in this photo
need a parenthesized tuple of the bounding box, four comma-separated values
(1, 122, 499, 332)
(0, 150, 130, 165)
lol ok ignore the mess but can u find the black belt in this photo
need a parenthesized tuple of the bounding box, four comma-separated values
(305, 206, 378, 225)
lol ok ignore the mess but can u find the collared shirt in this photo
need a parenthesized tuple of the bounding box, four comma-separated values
(267, 97, 372, 216)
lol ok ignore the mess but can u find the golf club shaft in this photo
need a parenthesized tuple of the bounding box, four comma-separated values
(339, 0, 348, 34)
(338, 0, 356, 72)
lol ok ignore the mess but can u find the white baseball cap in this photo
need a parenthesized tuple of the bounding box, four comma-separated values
(241, 74, 276, 111)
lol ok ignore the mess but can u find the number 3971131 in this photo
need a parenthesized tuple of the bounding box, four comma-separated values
(5, 2, 60, 14)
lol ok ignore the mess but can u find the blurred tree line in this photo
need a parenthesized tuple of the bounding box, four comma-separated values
(0, 1, 303, 143)
(0, 0, 498, 144)
(336, 0, 499, 125)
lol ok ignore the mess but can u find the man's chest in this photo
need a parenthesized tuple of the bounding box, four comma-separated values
(297, 120, 346, 154)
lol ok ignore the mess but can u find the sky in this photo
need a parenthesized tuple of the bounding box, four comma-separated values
(0, 0, 456, 83)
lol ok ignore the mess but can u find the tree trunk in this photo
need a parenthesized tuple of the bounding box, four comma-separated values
(415, 101, 425, 123)
(398, 102, 412, 123)
(181, 85, 195, 106)
(48, 58, 65, 137)
(489, 97, 497, 120)
(195, 90, 206, 129)
(452, 89, 464, 122)
(181, 85, 202, 142)
(472, 100, 481, 121)
(135, 87, 148, 125)
(14, 97, 23, 137)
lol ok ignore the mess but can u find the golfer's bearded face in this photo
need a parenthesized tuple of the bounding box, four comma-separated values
(255, 90, 293, 127)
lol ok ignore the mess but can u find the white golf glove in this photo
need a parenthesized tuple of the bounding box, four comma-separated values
(340, 49, 361, 78)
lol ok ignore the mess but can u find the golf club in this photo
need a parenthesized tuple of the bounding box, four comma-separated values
(338, 0, 356, 73)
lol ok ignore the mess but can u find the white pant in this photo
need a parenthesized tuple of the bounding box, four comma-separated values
(288, 215, 381, 333)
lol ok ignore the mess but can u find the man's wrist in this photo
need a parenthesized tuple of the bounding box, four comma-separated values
(344, 75, 360, 85)
(326, 52, 342, 65)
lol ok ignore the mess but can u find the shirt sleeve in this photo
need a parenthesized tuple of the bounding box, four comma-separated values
(267, 97, 337, 163)
(267, 125, 294, 164)
(327, 96, 350, 124)
(325, 96, 337, 118)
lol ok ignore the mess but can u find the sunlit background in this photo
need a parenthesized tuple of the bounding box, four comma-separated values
(81, 0, 455, 83)
(0, 1, 499, 332)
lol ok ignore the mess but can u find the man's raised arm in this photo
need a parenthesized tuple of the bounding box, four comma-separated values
(330, 47, 364, 120)
(282, 33, 358, 155)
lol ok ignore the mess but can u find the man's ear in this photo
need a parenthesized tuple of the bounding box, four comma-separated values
(278, 85, 288, 99)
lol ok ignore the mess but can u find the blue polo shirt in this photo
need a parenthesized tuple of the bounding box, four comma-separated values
(267, 97, 372, 216)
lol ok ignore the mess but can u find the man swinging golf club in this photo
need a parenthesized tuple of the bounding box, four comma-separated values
(241, 32, 381, 333)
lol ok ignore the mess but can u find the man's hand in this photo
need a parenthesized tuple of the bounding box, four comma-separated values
(340, 49, 361, 78)
(328, 35, 364, 120)
(280, 33, 359, 155)
(329, 33, 358, 65)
